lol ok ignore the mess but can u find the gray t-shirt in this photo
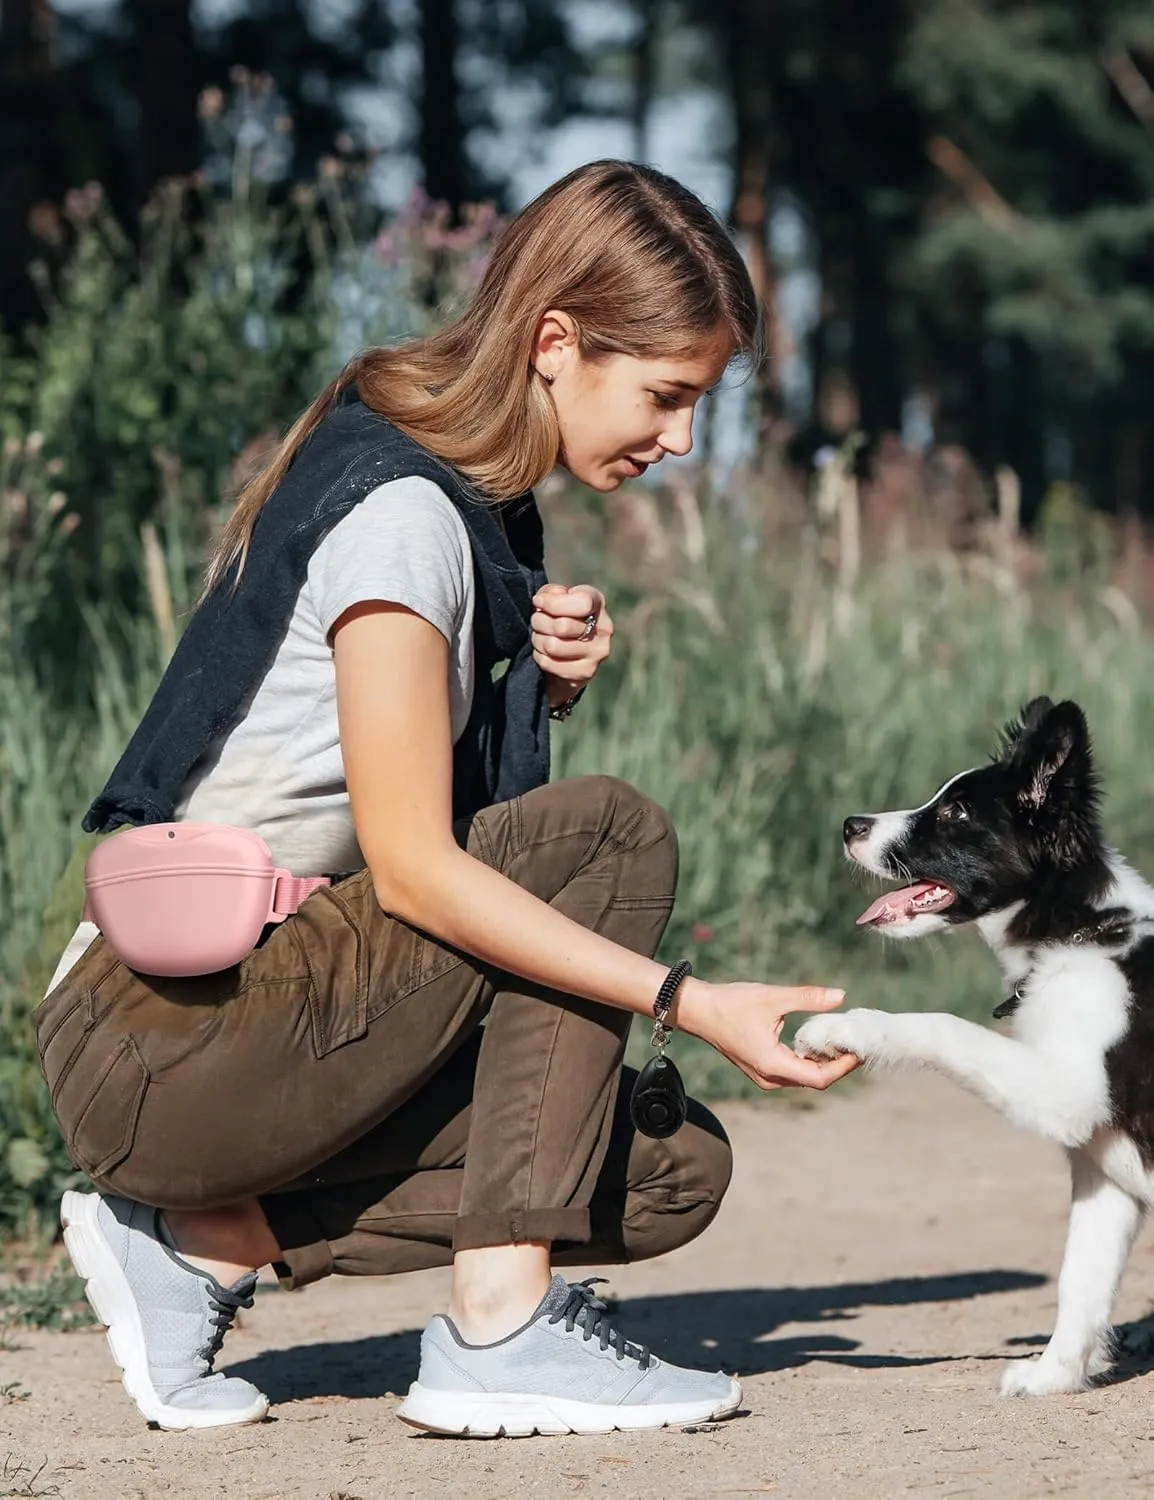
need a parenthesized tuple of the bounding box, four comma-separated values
(177, 473, 475, 874)
(46, 474, 475, 994)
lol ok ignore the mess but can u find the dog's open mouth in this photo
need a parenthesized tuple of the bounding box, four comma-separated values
(857, 881, 956, 927)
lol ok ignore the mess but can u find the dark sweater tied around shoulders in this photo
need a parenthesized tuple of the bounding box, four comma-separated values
(83, 391, 551, 838)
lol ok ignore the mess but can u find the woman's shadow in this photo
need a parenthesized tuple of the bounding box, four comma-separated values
(229, 1269, 1048, 1403)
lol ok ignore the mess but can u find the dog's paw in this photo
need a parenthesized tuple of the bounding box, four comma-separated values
(794, 1009, 887, 1062)
(999, 1357, 1095, 1398)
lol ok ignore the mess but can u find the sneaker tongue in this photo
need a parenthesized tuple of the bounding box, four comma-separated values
(534, 1277, 649, 1365)
(533, 1274, 573, 1319)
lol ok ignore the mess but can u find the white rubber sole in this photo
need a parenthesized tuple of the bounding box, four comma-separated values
(60, 1190, 269, 1431)
(395, 1379, 743, 1437)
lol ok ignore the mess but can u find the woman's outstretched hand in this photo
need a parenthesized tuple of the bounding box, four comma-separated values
(677, 980, 861, 1091)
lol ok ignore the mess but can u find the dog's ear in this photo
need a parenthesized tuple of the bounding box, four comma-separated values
(998, 696, 1055, 761)
(1003, 699, 1098, 850)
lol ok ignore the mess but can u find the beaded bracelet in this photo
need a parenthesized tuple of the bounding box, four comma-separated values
(630, 960, 692, 1138)
(548, 686, 586, 722)
(651, 958, 693, 1055)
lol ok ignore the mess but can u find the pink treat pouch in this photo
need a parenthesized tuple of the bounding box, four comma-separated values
(82, 822, 330, 977)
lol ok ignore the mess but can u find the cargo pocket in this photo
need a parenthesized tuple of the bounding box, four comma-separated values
(289, 885, 369, 1057)
(407, 928, 467, 996)
(38, 989, 89, 1105)
(67, 1035, 150, 1181)
(39, 953, 124, 1112)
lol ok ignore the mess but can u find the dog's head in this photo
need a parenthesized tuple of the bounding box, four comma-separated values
(843, 696, 1108, 938)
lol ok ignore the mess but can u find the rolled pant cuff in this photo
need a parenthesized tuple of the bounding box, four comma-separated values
(259, 1193, 336, 1290)
(452, 1207, 590, 1252)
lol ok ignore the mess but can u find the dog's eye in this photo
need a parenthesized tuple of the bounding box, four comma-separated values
(937, 802, 968, 823)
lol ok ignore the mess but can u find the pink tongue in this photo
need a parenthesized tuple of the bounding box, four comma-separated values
(857, 882, 940, 927)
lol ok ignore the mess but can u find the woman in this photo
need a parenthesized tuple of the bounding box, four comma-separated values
(37, 159, 857, 1440)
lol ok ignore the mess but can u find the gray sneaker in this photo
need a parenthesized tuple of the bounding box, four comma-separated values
(397, 1276, 742, 1437)
(61, 1190, 269, 1430)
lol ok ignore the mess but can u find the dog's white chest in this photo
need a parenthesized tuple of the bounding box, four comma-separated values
(1010, 948, 1130, 1062)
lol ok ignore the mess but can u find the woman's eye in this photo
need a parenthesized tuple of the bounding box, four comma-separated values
(938, 802, 968, 823)
(651, 391, 681, 411)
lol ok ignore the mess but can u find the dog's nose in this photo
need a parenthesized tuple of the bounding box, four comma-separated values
(843, 816, 875, 845)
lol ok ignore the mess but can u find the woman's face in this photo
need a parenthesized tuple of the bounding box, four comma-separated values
(534, 314, 733, 492)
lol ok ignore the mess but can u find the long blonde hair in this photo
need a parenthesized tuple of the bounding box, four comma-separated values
(202, 159, 761, 597)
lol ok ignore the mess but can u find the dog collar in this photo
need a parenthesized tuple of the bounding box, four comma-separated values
(994, 910, 1135, 1020)
(993, 983, 1025, 1021)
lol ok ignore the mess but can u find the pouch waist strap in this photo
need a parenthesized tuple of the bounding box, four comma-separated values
(272, 873, 331, 915)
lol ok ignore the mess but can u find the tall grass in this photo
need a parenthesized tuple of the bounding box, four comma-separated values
(0, 596, 170, 1239)
(4, 129, 1154, 1236)
(546, 482, 1154, 1092)
(6, 484, 1154, 1232)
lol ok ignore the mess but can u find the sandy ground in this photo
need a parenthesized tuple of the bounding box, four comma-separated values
(6, 1071, 1154, 1500)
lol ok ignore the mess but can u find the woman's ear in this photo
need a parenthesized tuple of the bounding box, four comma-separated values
(531, 310, 580, 382)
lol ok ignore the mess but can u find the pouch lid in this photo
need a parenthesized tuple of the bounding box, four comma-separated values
(84, 822, 275, 887)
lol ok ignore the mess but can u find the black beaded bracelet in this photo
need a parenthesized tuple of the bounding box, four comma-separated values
(651, 959, 693, 1052)
(630, 959, 692, 1138)
(548, 686, 586, 722)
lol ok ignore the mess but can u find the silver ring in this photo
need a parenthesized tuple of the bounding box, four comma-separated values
(579, 613, 598, 642)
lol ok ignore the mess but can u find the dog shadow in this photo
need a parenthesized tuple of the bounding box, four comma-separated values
(228, 1269, 1045, 1403)
(1112, 1312, 1154, 1384)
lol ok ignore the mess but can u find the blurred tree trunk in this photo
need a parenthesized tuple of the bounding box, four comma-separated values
(821, 0, 908, 440)
(848, 211, 903, 438)
(420, 0, 464, 216)
(842, 0, 906, 440)
(125, 0, 200, 206)
(719, 0, 781, 461)
(927, 279, 989, 458)
(812, 211, 856, 434)
(1004, 337, 1045, 528)
(0, 0, 54, 337)
(630, 0, 660, 161)
(1114, 419, 1145, 521)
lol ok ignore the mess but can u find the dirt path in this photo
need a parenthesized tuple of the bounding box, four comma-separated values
(6, 1071, 1154, 1500)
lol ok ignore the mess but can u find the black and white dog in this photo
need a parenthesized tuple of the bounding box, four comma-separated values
(795, 695, 1154, 1396)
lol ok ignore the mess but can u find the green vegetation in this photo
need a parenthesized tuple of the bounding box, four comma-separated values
(3, 176, 1153, 1242)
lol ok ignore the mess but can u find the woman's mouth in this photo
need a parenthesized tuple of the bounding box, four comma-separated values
(622, 457, 649, 478)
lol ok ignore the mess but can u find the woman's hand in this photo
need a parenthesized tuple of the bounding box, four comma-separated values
(531, 583, 613, 705)
(675, 979, 862, 1091)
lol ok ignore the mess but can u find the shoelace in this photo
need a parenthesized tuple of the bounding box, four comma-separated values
(200, 1279, 258, 1369)
(547, 1278, 651, 1369)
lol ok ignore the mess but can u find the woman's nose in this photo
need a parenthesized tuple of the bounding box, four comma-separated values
(659, 411, 694, 458)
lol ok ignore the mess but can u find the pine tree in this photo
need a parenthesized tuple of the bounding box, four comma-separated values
(899, 0, 1154, 517)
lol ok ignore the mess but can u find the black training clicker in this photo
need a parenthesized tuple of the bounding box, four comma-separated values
(629, 958, 693, 1139)
(629, 1053, 688, 1139)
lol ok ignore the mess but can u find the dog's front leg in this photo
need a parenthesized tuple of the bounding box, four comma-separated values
(1001, 1148, 1144, 1396)
(793, 1009, 1108, 1146)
